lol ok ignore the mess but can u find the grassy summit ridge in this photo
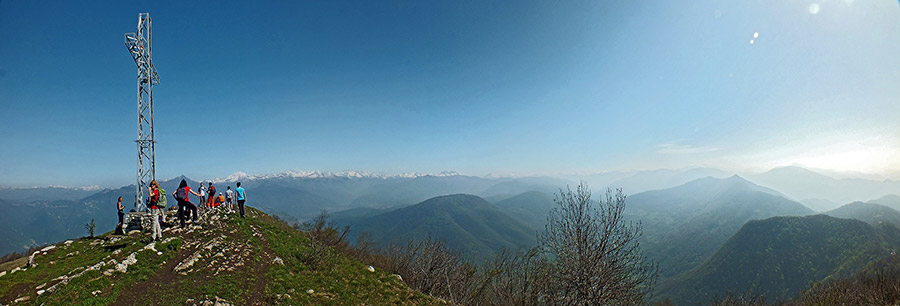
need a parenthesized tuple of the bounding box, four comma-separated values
(0, 207, 443, 305)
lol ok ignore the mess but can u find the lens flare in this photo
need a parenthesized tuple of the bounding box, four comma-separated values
(809, 3, 820, 14)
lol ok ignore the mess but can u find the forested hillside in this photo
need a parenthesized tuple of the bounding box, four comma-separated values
(662, 214, 900, 305)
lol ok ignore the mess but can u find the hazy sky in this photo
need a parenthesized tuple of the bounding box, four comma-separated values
(1, 0, 898, 187)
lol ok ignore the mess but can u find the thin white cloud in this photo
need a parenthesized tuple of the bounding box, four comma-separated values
(656, 141, 720, 154)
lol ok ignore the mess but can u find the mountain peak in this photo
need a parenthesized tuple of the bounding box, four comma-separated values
(826, 201, 900, 226)
(667, 214, 898, 305)
(725, 174, 748, 182)
(631, 175, 789, 203)
(871, 194, 900, 203)
(765, 165, 830, 178)
(680, 175, 791, 199)
(686, 175, 754, 190)
(414, 194, 493, 210)
(344, 193, 535, 260)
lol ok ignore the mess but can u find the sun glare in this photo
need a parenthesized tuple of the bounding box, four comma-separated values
(791, 146, 899, 175)
(808, 3, 821, 15)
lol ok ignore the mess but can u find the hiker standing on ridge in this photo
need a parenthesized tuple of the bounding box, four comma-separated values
(148, 180, 163, 241)
(207, 182, 217, 208)
(198, 182, 207, 210)
(156, 184, 168, 224)
(116, 196, 125, 235)
(174, 179, 202, 227)
(236, 182, 247, 218)
(225, 186, 234, 212)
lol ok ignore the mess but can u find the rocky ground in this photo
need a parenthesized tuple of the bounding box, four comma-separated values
(0, 207, 441, 305)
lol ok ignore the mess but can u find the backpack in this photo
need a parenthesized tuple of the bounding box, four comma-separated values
(149, 188, 160, 206)
(175, 187, 186, 201)
(209, 185, 216, 197)
(158, 187, 167, 207)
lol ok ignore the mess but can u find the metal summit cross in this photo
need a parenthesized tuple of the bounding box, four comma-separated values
(125, 13, 160, 212)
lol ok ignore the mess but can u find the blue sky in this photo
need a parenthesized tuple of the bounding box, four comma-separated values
(1, 0, 898, 187)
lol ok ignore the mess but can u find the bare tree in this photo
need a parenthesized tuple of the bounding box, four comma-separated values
(294, 210, 350, 268)
(380, 237, 479, 303)
(301, 210, 350, 247)
(85, 218, 96, 238)
(539, 182, 658, 305)
(475, 247, 548, 306)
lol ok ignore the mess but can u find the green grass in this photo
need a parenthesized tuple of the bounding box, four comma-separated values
(251, 209, 440, 305)
(0, 207, 445, 305)
(0, 228, 183, 305)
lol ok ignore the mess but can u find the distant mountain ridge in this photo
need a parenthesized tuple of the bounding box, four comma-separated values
(868, 194, 900, 212)
(339, 194, 537, 260)
(210, 170, 464, 183)
(661, 214, 900, 305)
(479, 177, 573, 198)
(747, 166, 900, 209)
(605, 167, 732, 194)
(826, 201, 900, 227)
(4, 165, 895, 268)
(627, 175, 814, 279)
(0, 176, 202, 256)
(0, 186, 102, 203)
(492, 191, 556, 229)
(0, 185, 102, 191)
(1, 173, 542, 256)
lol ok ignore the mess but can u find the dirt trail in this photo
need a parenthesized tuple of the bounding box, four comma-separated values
(242, 210, 274, 306)
(109, 227, 200, 306)
(1, 282, 34, 304)
(110, 209, 276, 306)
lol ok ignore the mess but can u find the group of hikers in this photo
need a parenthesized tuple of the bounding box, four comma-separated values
(116, 179, 247, 241)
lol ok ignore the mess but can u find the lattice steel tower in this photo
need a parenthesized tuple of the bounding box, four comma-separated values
(125, 13, 160, 211)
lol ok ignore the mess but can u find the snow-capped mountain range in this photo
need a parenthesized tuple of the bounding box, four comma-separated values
(0, 185, 104, 191)
(208, 169, 463, 183)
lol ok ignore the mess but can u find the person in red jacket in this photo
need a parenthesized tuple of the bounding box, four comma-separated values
(148, 180, 163, 241)
(173, 179, 202, 227)
(207, 183, 217, 208)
